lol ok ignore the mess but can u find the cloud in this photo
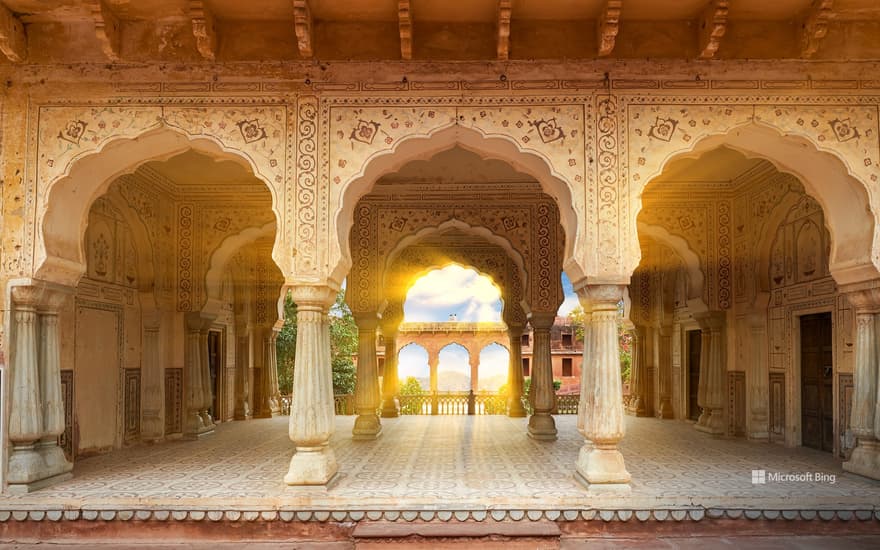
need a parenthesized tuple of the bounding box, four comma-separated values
(404, 265, 502, 322)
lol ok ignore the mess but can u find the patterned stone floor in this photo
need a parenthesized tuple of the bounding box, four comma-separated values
(3, 415, 879, 511)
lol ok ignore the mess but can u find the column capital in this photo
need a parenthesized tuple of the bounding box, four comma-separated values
(529, 312, 556, 329)
(353, 313, 379, 330)
(10, 279, 72, 311)
(185, 311, 217, 331)
(577, 284, 625, 310)
(290, 284, 337, 310)
(694, 310, 725, 331)
(843, 281, 880, 313)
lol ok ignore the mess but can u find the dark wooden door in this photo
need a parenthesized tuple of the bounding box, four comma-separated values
(687, 330, 701, 421)
(208, 331, 221, 420)
(800, 313, 833, 452)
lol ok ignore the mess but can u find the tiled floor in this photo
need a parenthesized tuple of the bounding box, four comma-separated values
(3, 415, 879, 510)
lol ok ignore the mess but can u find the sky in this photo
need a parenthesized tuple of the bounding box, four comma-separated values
(395, 265, 579, 390)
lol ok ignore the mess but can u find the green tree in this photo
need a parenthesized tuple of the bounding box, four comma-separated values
(399, 376, 423, 395)
(567, 304, 632, 383)
(276, 288, 360, 397)
(398, 376, 425, 414)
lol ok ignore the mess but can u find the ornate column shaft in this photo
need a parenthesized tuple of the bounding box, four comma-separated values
(183, 313, 212, 438)
(627, 325, 648, 417)
(843, 288, 880, 480)
(140, 309, 164, 441)
(695, 311, 726, 435)
(198, 318, 216, 427)
(429, 351, 439, 394)
(380, 329, 400, 418)
(233, 319, 252, 420)
(747, 311, 769, 440)
(8, 283, 74, 493)
(252, 326, 274, 418)
(352, 314, 381, 439)
(657, 324, 674, 419)
(575, 284, 630, 491)
(268, 329, 282, 416)
(577, 307, 593, 435)
(527, 312, 557, 441)
(506, 324, 527, 418)
(469, 354, 480, 393)
(285, 286, 338, 485)
(695, 324, 711, 427)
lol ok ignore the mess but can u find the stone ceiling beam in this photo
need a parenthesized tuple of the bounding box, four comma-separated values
(698, 0, 729, 59)
(801, 0, 834, 59)
(293, 0, 313, 58)
(0, 2, 26, 63)
(497, 0, 512, 61)
(91, 0, 121, 61)
(597, 0, 622, 57)
(398, 0, 412, 60)
(190, 0, 218, 61)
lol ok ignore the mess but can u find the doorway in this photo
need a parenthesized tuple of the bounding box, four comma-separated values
(800, 313, 833, 452)
(686, 330, 701, 421)
(208, 330, 222, 421)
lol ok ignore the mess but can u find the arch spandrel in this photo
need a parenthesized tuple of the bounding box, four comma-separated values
(327, 103, 588, 287)
(625, 100, 880, 286)
(34, 105, 288, 287)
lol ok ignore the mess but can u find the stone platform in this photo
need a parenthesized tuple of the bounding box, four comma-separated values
(2, 415, 878, 517)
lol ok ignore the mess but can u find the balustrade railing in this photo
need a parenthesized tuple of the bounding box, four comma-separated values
(281, 391, 583, 416)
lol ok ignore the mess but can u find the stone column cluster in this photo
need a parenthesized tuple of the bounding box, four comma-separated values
(527, 312, 558, 440)
(656, 324, 674, 419)
(694, 311, 726, 435)
(183, 312, 216, 438)
(7, 283, 74, 494)
(253, 325, 281, 418)
(843, 287, 880, 481)
(285, 286, 338, 485)
(575, 284, 630, 492)
(233, 317, 252, 420)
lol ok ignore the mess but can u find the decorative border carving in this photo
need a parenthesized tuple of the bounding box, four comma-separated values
(769, 371, 785, 442)
(124, 369, 141, 442)
(838, 372, 854, 460)
(164, 368, 183, 435)
(59, 370, 74, 461)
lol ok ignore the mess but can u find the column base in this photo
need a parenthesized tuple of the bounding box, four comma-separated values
(6, 444, 73, 494)
(353, 413, 382, 440)
(843, 439, 880, 480)
(38, 441, 73, 477)
(200, 411, 216, 428)
(284, 445, 339, 486)
(695, 408, 725, 435)
(575, 443, 632, 487)
(507, 396, 527, 418)
(657, 398, 674, 419)
(381, 398, 400, 418)
(527, 413, 557, 441)
(696, 409, 709, 427)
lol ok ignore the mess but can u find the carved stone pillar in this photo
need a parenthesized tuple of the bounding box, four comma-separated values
(843, 288, 880, 480)
(380, 305, 402, 418)
(285, 286, 338, 486)
(429, 351, 439, 394)
(747, 310, 770, 440)
(469, 354, 480, 393)
(233, 319, 252, 420)
(268, 329, 282, 416)
(695, 311, 726, 435)
(695, 323, 711, 427)
(527, 312, 557, 441)
(252, 326, 274, 419)
(575, 284, 630, 491)
(656, 325, 674, 418)
(7, 283, 74, 493)
(140, 308, 164, 441)
(626, 325, 648, 417)
(506, 324, 527, 418)
(198, 317, 216, 427)
(184, 312, 213, 438)
(352, 314, 381, 439)
(575, 305, 593, 436)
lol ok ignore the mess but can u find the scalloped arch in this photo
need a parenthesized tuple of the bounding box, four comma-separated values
(35, 126, 284, 288)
